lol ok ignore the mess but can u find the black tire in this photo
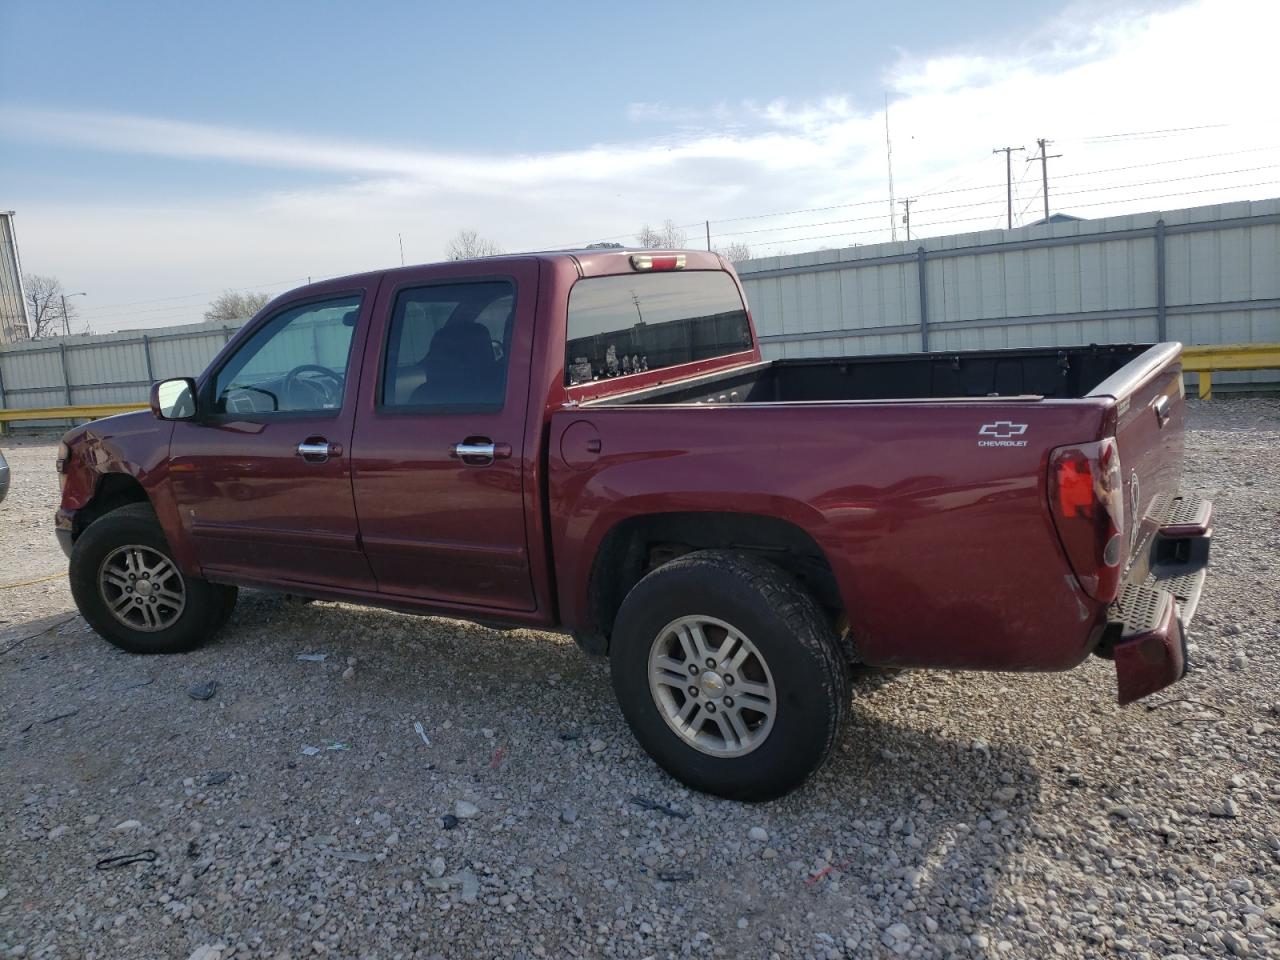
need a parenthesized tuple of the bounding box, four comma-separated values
(610, 550, 850, 801)
(69, 503, 238, 654)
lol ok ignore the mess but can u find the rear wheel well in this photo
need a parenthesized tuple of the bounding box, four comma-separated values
(578, 512, 843, 655)
(73, 474, 151, 539)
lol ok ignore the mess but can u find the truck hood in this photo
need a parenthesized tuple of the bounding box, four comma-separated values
(61, 409, 157, 448)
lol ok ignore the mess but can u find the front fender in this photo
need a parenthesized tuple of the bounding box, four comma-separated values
(57, 412, 195, 572)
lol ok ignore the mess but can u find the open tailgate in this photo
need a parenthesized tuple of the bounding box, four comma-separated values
(1087, 343, 1212, 704)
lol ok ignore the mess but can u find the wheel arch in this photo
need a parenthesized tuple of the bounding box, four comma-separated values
(574, 510, 845, 656)
(72, 472, 152, 539)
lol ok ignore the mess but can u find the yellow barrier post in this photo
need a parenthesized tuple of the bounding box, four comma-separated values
(1180, 343, 1280, 401)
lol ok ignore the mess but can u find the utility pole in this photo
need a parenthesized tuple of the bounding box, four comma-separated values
(60, 291, 86, 336)
(992, 145, 1026, 229)
(900, 198, 912, 241)
(1026, 138, 1062, 222)
(398, 233, 405, 266)
(705, 220, 711, 251)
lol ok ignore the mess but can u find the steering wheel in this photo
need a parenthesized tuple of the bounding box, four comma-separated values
(283, 364, 344, 409)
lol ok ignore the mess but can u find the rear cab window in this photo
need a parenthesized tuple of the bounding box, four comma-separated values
(565, 271, 752, 385)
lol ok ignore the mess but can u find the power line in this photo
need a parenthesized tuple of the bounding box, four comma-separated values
(79, 276, 309, 314)
(1010, 154, 1037, 228)
(714, 161, 1280, 241)
(713, 196, 887, 225)
(1076, 123, 1229, 143)
(1017, 184, 1043, 224)
(718, 146, 1280, 233)
(757, 177, 1280, 251)
(1045, 178, 1280, 212)
(1053, 144, 1280, 180)
(1049, 162, 1280, 200)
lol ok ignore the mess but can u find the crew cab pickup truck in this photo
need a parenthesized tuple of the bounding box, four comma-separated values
(55, 249, 1211, 800)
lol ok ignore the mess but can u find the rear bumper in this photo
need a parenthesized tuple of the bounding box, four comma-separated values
(1106, 494, 1212, 705)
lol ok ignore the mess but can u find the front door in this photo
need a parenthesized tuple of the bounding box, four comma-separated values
(168, 283, 378, 590)
(350, 259, 537, 611)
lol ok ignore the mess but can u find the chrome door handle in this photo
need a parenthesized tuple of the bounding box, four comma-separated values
(451, 440, 512, 466)
(1153, 394, 1171, 427)
(296, 440, 338, 462)
(452, 441, 495, 465)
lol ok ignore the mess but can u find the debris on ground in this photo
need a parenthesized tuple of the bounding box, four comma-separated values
(413, 720, 431, 746)
(186, 681, 218, 701)
(630, 796, 688, 819)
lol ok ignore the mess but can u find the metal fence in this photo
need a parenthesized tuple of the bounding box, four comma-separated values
(737, 197, 1280, 391)
(0, 319, 245, 422)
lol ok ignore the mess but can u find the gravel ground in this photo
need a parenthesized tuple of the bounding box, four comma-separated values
(1, 399, 1278, 960)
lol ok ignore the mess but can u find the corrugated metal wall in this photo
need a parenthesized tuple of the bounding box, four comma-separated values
(0, 320, 244, 421)
(738, 198, 1280, 389)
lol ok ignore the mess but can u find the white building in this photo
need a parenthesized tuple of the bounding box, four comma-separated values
(0, 211, 32, 344)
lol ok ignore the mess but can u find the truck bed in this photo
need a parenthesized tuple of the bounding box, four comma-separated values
(552, 341, 1190, 681)
(589, 343, 1153, 405)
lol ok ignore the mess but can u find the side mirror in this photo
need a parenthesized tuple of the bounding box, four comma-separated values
(151, 377, 197, 420)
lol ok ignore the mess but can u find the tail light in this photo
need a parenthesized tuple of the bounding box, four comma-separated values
(1048, 437, 1125, 602)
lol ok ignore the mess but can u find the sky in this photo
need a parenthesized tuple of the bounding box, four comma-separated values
(2, 0, 1279, 332)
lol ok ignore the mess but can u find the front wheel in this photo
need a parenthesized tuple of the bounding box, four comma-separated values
(610, 550, 850, 801)
(69, 503, 237, 654)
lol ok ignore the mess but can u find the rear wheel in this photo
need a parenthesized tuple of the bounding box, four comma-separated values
(610, 550, 850, 801)
(70, 503, 237, 654)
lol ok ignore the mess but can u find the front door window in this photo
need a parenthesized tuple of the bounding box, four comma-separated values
(212, 296, 361, 415)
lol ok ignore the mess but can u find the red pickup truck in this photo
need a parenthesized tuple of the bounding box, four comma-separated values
(55, 249, 1211, 800)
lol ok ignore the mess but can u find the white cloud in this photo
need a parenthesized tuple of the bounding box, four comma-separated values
(6, 0, 1279, 331)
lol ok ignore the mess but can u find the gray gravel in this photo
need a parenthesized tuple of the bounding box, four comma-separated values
(1, 398, 1278, 960)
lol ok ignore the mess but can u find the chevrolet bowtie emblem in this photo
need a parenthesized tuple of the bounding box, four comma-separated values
(978, 421, 1028, 440)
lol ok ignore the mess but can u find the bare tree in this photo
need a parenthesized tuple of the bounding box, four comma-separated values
(636, 220, 688, 249)
(23, 273, 78, 338)
(204, 290, 271, 324)
(716, 241, 752, 263)
(446, 229, 503, 261)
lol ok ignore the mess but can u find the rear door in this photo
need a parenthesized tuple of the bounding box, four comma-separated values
(350, 259, 538, 611)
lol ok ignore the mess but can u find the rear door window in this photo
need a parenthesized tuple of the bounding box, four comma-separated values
(381, 280, 515, 411)
(565, 271, 751, 385)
